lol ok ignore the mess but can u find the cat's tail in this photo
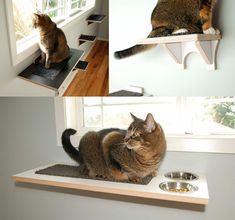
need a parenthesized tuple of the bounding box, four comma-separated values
(61, 129, 81, 163)
(114, 44, 156, 59)
(114, 27, 173, 59)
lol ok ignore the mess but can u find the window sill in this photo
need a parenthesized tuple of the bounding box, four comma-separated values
(12, 164, 209, 205)
(13, 5, 95, 66)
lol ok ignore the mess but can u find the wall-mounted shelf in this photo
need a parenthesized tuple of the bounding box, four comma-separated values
(86, 14, 106, 25)
(18, 49, 84, 96)
(79, 34, 96, 45)
(74, 60, 89, 71)
(12, 164, 209, 205)
(137, 34, 221, 70)
(109, 90, 143, 96)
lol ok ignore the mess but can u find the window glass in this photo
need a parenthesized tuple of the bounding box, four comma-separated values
(13, 0, 36, 42)
(12, 0, 95, 43)
(82, 97, 235, 136)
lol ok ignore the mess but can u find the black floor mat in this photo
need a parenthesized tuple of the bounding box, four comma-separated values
(35, 164, 153, 185)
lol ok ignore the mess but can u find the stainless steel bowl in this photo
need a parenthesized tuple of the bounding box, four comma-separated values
(164, 171, 198, 181)
(159, 181, 198, 193)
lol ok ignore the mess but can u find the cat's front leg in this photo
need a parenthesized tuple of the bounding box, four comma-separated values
(39, 52, 46, 64)
(127, 173, 143, 184)
(45, 49, 53, 69)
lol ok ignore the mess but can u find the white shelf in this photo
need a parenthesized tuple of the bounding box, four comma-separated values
(137, 34, 221, 70)
(12, 164, 209, 205)
(86, 14, 106, 25)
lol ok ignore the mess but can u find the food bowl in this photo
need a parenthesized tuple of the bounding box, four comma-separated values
(164, 171, 198, 181)
(159, 181, 198, 193)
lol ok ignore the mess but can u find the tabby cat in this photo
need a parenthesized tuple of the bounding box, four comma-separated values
(115, 0, 218, 59)
(33, 13, 70, 69)
(62, 113, 166, 183)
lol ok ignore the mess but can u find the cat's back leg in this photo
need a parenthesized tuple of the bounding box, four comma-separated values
(79, 131, 109, 178)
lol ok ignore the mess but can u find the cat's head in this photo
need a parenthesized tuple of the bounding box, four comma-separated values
(32, 13, 54, 29)
(124, 113, 164, 151)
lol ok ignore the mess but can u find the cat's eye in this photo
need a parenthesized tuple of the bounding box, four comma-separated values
(132, 133, 140, 138)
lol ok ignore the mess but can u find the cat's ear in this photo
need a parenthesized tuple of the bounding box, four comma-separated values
(130, 113, 139, 121)
(33, 13, 40, 20)
(33, 13, 41, 18)
(144, 113, 156, 133)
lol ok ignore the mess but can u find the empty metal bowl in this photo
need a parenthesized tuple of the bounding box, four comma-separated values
(164, 171, 198, 181)
(159, 181, 198, 193)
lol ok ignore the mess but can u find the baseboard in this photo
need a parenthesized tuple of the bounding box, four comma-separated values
(97, 37, 109, 42)
(81, 40, 97, 60)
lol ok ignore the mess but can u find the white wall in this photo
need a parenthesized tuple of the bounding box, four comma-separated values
(0, 98, 235, 220)
(109, 0, 235, 95)
(0, 0, 108, 96)
(96, 0, 109, 40)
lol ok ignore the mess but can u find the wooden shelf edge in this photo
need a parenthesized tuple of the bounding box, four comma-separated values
(12, 165, 209, 205)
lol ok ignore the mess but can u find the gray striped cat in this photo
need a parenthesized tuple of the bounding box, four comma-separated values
(62, 113, 166, 183)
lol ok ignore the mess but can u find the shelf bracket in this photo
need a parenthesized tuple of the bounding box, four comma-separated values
(78, 35, 96, 46)
(137, 34, 221, 70)
(195, 39, 220, 70)
(86, 14, 106, 25)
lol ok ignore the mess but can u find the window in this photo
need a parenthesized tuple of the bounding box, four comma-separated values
(6, 0, 96, 65)
(55, 97, 235, 154)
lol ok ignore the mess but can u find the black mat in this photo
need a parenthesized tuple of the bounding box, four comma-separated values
(34, 55, 71, 81)
(87, 14, 106, 22)
(109, 90, 143, 96)
(79, 35, 96, 41)
(75, 61, 89, 70)
(35, 164, 153, 185)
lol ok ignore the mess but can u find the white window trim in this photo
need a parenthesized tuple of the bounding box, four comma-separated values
(5, 0, 95, 66)
(54, 98, 235, 154)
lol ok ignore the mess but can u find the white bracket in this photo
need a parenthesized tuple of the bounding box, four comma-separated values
(138, 34, 221, 70)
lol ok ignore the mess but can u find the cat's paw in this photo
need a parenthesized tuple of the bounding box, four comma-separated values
(150, 170, 157, 177)
(111, 169, 128, 181)
(172, 29, 189, 35)
(203, 27, 220, 35)
(45, 61, 51, 69)
(129, 175, 142, 183)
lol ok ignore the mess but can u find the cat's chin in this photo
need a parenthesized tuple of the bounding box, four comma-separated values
(126, 144, 134, 150)
(126, 144, 141, 151)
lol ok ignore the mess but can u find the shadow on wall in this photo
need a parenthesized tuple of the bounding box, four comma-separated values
(214, 0, 223, 32)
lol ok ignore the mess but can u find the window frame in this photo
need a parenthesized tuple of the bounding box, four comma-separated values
(54, 98, 235, 154)
(5, 0, 96, 66)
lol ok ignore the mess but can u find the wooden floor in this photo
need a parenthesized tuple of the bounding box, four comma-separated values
(64, 40, 108, 96)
